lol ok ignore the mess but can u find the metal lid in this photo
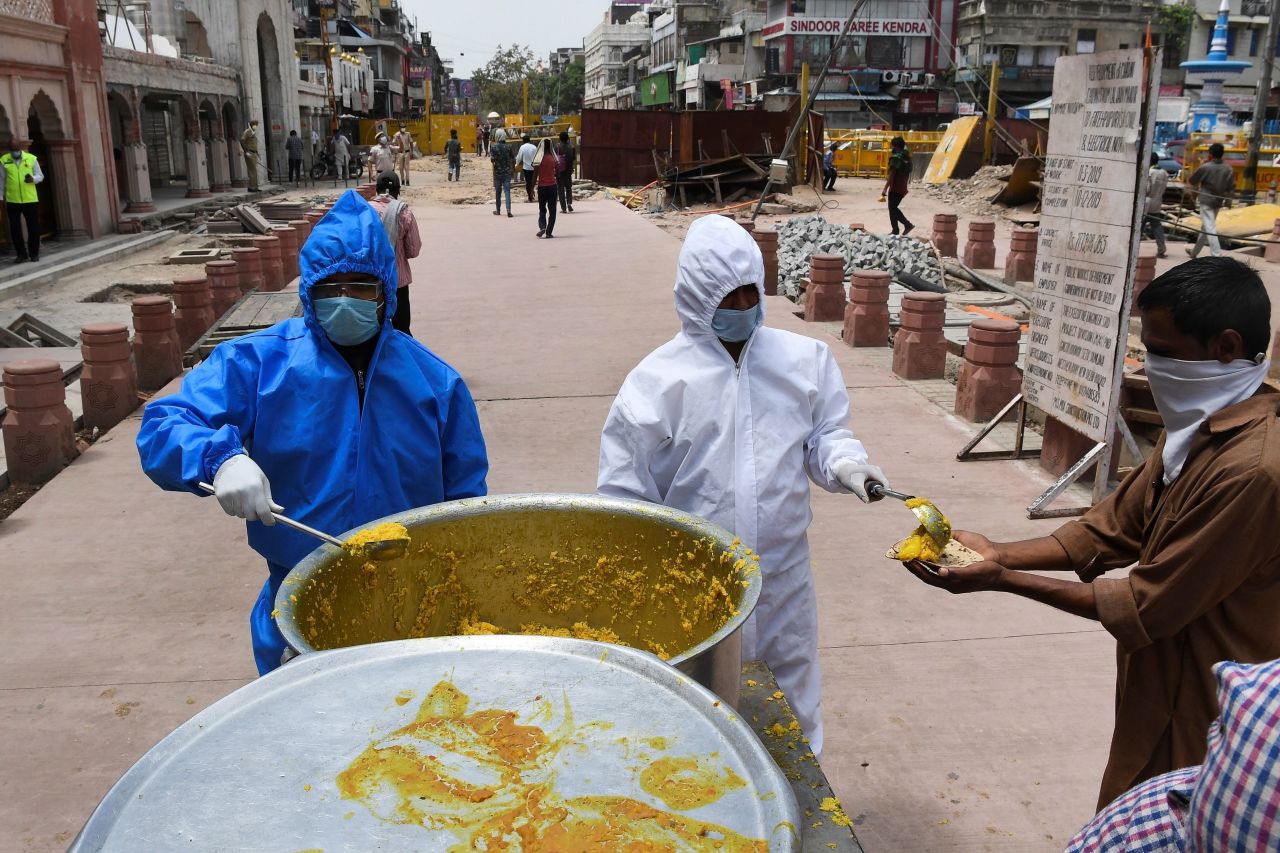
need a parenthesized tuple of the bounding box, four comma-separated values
(72, 637, 799, 851)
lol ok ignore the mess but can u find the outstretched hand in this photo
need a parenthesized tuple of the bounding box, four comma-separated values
(903, 559, 1006, 594)
(952, 530, 1000, 563)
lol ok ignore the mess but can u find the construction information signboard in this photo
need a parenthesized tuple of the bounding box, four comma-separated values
(1022, 48, 1145, 443)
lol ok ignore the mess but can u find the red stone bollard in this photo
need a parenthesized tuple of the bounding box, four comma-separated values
(274, 225, 300, 283)
(304, 210, 325, 228)
(842, 269, 891, 347)
(79, 323, 138, 433)
(955, 318, 1022, 422)
(1004, 227, 1039, 284)
(735, 216, 755, 234)
(231, 246, 264, 295)
(1132, 248, 1158, 309)
(932, 213, 959, 258)
(848, 222, 866, 231)
(962, 219, 997, 269)
(891, 292, 948, 379)
(2, 359, 76, 484)
(288, 218, 312, 253)
(253, 235, 285, 292)
(804, 253, 847, 322)
(171, 273, 216, 350)
(205, 260, 241, 317)
(752, 227, 779, 296)
(1266, 219, 1280, 263)
(131, 295, 184, 393)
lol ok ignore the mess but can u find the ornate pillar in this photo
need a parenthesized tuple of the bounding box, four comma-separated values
(46, 139, 91, 240)
(184, 107, 211, 198)
(229, 135, 248, 188)
(122, 101, 155, 212)
(208, 113, 230, 193)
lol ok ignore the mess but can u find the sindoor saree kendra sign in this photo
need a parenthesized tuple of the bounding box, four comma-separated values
(1023, 48, 1144, 443)
(761, 17, 931, 38)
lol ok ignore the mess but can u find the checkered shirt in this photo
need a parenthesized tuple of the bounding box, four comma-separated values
(1065, 767, 1196, 852)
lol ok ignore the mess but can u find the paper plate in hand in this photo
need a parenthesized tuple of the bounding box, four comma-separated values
(885, 538, 985, 567)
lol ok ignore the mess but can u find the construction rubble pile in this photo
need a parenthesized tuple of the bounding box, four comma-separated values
(776, 214, 944, 301)
(915, 165, 1015, 216)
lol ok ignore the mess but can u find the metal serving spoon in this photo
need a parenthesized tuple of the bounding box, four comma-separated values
(198, 482, 407, 560)
(868, 483, 952, 549)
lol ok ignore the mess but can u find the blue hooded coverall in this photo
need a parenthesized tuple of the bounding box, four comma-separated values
(136, 190, 489, 674)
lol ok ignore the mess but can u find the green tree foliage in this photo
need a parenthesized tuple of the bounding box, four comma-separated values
(543, 59, 586, 115)
(473, 44, 539, 115)
(1158, 2, 1197, 62)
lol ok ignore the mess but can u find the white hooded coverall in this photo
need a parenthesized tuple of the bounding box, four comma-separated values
(597, 216, 871, 755)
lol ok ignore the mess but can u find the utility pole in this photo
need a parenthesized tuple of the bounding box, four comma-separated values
(318, 1, 339, 136)
(1243, 0, 1280, 203)
(799, 62, 810, 183)
(522, 78, 529, 123)
(983, 61, 1000, 166)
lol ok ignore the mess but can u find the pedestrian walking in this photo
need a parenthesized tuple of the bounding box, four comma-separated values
(1145, 152, 1169, 258)
(2, 140, 44, 263)
(1186, 142, 1235, 258)
(241, 119, 262, 192)
(555, 130, 576, 213)
(482, 123, 492, 156)
(881, 136, 914, 235)
(599, 216, 890, 755)
(475, 123, 484, 156)
(822, 142, 838, 191)
(445, 129, 462, 182)
(367, 172, 422, 335)
(334, 131, 352, 181)
(535, 138, 563, 239)
(137, 191, 488, 676)
(516, 134, 537, 203)
(490, 128, 514, 217)
(393, 122, 414, 186)
(367, 134, 395, 182)
(285, 130, 305, 184)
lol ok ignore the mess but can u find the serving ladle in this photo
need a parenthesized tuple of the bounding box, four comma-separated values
(868, 483, 952, 549)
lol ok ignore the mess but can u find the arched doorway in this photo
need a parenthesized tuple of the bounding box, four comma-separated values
(107, 91, 133, 208)
(256, 12, 284, 182)
(222, 100, 245, 188)
(27, 91, 63, 239)
(199, 99, 217, 169)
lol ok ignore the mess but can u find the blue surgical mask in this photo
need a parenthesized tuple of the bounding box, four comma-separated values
(315, 296, 381, 345)
(711, 303, 762, 342)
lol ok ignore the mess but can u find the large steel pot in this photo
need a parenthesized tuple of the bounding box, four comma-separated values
(275, 493, 761, 705)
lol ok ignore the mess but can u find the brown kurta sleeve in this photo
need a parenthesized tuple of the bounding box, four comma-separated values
(1051, 458, 1151, 572)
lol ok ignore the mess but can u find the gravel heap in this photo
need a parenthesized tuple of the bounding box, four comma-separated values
(776, 214, 944, 301)
(914, 166, 1015, 216)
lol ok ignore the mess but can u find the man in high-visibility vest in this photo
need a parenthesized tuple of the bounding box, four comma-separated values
(240, 120, 261, 192)
(2, 142, 44, 263)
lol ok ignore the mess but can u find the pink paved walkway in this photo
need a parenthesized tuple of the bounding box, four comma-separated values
(0, 195, 1114, 851)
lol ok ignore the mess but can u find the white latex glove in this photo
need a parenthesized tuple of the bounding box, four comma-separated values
(832, 458, 890, 504)
(212, 454, 282, 525)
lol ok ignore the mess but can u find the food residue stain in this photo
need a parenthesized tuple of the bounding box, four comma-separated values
(336, 681, 766, 852)
(638, 755, 746, 811)
(819, 796, 854, 828)
(393, 690, 415, 706)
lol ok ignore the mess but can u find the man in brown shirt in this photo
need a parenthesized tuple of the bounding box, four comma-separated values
(905, 257, 1280, 811)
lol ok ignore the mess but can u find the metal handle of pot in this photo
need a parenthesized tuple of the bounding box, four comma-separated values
(197, 482, 345, 549)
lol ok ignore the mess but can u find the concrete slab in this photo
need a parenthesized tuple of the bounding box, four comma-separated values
(1, 195, 1119, 851)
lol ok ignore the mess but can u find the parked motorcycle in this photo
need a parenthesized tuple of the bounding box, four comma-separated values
(311, 148, 364, 180)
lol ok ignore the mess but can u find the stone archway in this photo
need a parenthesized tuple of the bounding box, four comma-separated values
(109, 90, 156, 213)
(107, 92, 132, 206)
(178, 97, 210, 198)
(199, 98, 229, 192)
(26, 91, 62, 240)
(256, 12, 284, 182)
(223, 100, 247, 188)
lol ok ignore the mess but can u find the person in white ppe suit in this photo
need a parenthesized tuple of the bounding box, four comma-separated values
(597, 215, 889, 754)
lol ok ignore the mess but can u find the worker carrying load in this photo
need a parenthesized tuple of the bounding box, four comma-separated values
(598, 215, 891, 755)
(136, 190, 489, 675)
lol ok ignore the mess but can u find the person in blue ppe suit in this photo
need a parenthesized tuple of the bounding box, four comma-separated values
(137, 190, 488, 675)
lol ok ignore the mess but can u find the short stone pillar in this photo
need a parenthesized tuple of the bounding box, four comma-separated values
(753, 227, 779, 296)
(231, 246, 264, 294)
(253, 235, 285, 292)
(2, 359, 76, 484)
(848, 222, 866, 231)
(804, 253, 847, 322)
(274, 225, 301, 282)
(79, 324, 138, 433)
(735, 216, 755, 234)
(184, 138, 212, 198)
(842, 269, 891, 347)
(891, 292, 948, 379)
(171, 273, 216, 350)
(131, 295, 183, 393)
(932, 213, 959, 257)
(205, 260, 241, 317)
(208, 138, 231, 192)
(955, 319, 1022, 422)
(1132, 248, 1158, 309)
(121, 143, 156, 213)
(288, 218, 312, 252)
(1004, 227, 1038, 284)
(962, 219, 997, 269)
(1266, 219, 1280, 263)
(304, 210, 325, 227)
